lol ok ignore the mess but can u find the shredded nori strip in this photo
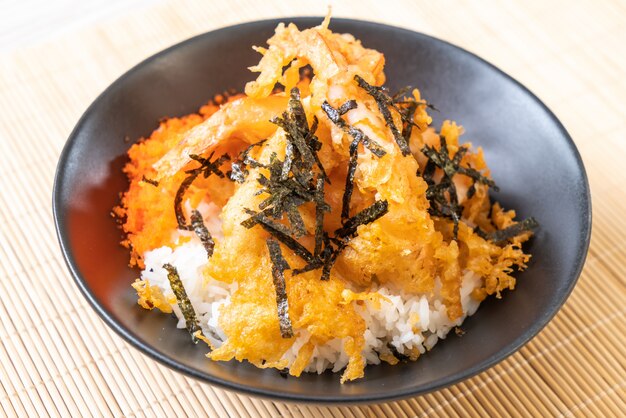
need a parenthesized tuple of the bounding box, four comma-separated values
(228, 139, 268, 183)
(354, 75, 411, 156)
(190, 210, 215, 257)
(418, 134, 538, 243)
(313, 177, 327, 257)
(341, 138, 360, 221)
(321, 101, 386, 158)
(242, 88, 325, 261)
(422, 138, 498, 191)
(320, 237, 348, 281)
(141, 175, 159, 187)
(174, 174, 199, 230)
(400, 101, 418, 148)
(335, 200, 389, 238)
(467, 182, 476, 199)
(320, 99, 387, 221)
(228, 162, 247, 183)
(174, 152, 229, 230)
(285, 200, 307, 238)
(338, 100, 358, 115)
(391, 85, 438, 113)
(420, 136, 499, 238)
(243, 209, 316, 263)
(475, 217, 539, 245)
(281, 141, 294, 181)
(266, 239, 294, 338)
(242, 87, 390, 284)
(271, 89, 316, 167)
(189, 153, 229, 178)
(163, 264, 202, 343)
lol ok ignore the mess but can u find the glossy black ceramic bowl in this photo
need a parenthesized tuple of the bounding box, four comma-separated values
(53, 18, 591, 403)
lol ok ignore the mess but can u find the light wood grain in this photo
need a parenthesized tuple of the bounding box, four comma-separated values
(1, 0, 625, 416)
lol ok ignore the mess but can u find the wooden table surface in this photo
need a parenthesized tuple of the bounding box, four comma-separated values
(1, 0, 625, 416)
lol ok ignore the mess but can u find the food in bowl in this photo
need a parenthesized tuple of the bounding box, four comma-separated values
(113, 17, 537, 383)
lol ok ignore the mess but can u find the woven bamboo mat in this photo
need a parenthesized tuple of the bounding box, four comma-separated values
(1, 0, 625, 416)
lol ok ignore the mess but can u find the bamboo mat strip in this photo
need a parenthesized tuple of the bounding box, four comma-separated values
(1, 0, 626, 416)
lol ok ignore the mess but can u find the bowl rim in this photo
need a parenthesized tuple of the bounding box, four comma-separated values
(52, 16, 592, 404)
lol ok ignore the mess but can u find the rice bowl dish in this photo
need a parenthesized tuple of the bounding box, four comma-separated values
(113, 16, 538, 383)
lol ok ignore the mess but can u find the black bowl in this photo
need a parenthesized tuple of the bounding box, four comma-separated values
(53, 17, 591, 403)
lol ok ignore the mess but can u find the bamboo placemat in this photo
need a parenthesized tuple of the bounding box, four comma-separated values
(1, 0, 625, 416)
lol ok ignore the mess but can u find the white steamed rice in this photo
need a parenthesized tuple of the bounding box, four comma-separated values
(140, 235, 483, 374)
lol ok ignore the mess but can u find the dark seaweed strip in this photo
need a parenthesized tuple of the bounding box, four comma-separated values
(243, 210, 315, 263)
(163, 264, 202, 343)
(190, 210, 215, 258)
(421, 159, 436, 185)
(391, 84, 439, 112)
(351, 126, 387, 158)
(242, 89, 389, 282)
(289, 161, 313, 190)
(321, 101, 386, 158)
(266, 239, 294, 338)
(420, 136, 500, 238)
(391, 86, 413, 102)
(312, 151, 330, 184)
(175, 152, 229, 229)
(467, 182, 476, 199)
(174, 172, 200, 230)
(228, 139, 268, 182)
(338, 100, 358, 115)
(394, 100, 439, 112)
(281, 141, 294, 181)
(272, 115, 315, 168)
(320, 238, 348, 281)
(292, 260, 324, 276)
(354, 75, 411, 156)
(476, 217, 539, 245)
(242, 139, 268, 160)
(306, 116, 320, 145)
(259, 221, 315, 263)
(423, 137, 498, 190)
(292, 232, 329, 276)
(258, 187, 289, 211)
(288, 88, 308, 134)
(228, 162, 247, 183)
(426, 178, 462, 237)
(304, 116, 330, 184)
(446, 180, 462, 238)
(282, 178, 316, 202)
(320, 99, 386, 222)
(335, 200, 389, 238)
(401, 102, 418, 148)
(284, 200, 306, 238)
(141, 175, 159, 187)
(321, 100, 341, 121)
(391, 86, 438, 148)
(452, 145, 468, 167)
(341, 138, 360, 222)
(272, 89, 316, 169)
(189, 153, 229, 179)
(457, 166, 499, 191)
(314, 177, 326, 257)
(242, 141, 269, 170)
(243, 156, 267, 169)
(242, 208, 292, 235)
